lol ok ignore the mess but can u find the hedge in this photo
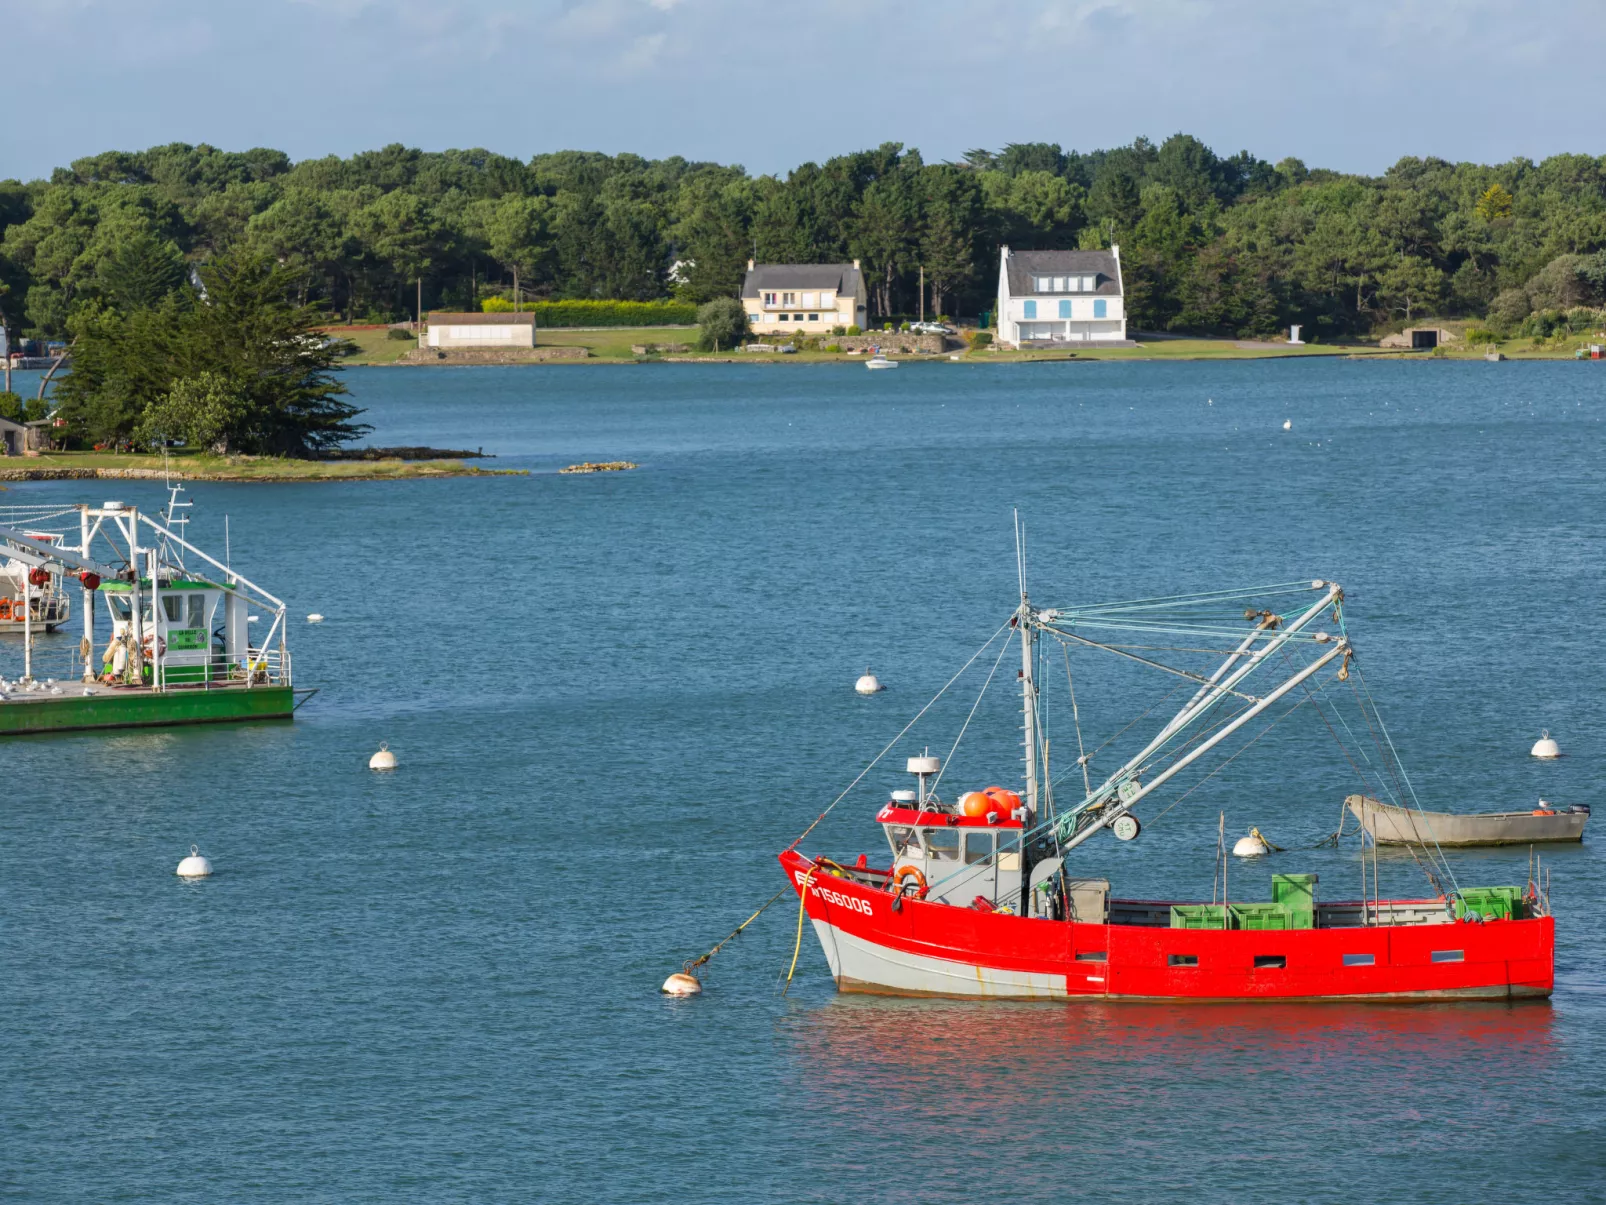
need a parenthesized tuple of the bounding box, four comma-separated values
(479, 298, 697, 327)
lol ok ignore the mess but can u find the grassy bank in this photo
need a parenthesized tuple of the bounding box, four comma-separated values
(335, 324, 701, 364)
(3, 450, 525, 482)
(337, 322, 1606, 367)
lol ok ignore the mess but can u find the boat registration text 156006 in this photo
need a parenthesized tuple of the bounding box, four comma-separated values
(795, 870, 874, 915)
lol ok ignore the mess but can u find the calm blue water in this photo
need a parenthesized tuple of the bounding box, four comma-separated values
(2, 360, 1603, 1202)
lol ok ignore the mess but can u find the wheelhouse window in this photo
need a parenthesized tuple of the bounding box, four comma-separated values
(996, 830, 1021, 871)
(925, 827, 959, 860)
(1431, 950, 1465, 963)
(106, 595, 132, 621)
(188, 595, 206, 628)
(1168, 954, 1199, 967)
(1343, 953, 1375, 967)
(162, 596, 183, 622)
(963, 831, 994, 865)
(886, 826, 922, 857)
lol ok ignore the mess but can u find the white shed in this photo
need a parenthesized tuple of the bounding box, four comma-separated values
(426, 312, 537, 349)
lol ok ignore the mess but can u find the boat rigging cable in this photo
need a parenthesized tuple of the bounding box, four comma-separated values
(675, 577, 1476, 989)
(784, 617, 1014, 852)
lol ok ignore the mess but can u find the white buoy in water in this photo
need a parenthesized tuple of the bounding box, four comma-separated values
(855, 669, 884, 695)
(369, 743, 397, 771)
(661, 972, 702, 996)
(176, 845, 213, 877)
(1233, 832, 1270, 858)
(307, 613, 324, 624)
(1531, 729, 1560, 759)
(1282, 419, 1293, 431)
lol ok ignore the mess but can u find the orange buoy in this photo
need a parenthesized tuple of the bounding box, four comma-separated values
(986, 787, 1022, 813)
(960, 791, 994, 818)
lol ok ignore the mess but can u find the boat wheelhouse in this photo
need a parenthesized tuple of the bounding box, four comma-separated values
(780, 564, 1554, 1002)
(0, 495, 305, 734)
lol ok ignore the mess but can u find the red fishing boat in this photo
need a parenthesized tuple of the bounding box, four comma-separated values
(780, 566, 1554, 1002)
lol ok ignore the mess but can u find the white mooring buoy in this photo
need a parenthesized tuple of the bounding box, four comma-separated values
(1232, 832, 1270, 858)
(176, 845, 213, 878)
(1531, 730, 1561, 759)
(369, 743, 397, 771)
(307, 613, 324, 624)
(855, 669, 884, 695)
(661, 972, 702, 996)
(1282, 419, 1293, 431)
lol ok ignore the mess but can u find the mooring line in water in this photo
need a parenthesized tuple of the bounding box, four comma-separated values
(680, 887, 790, 981)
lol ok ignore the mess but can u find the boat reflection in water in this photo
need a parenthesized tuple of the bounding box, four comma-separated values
(780, 996, 1560, 1200)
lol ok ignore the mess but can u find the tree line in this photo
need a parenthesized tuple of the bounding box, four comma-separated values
(5, 135, 1606, 347)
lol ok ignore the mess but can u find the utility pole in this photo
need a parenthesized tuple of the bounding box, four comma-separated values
(1, 322, 9, 394)
(514, 267, 520, 313)
(416, 278, 422, 332)
(918, 265, 925, 323)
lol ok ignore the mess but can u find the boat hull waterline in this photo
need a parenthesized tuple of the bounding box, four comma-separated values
(780, 852, 1553, 1002)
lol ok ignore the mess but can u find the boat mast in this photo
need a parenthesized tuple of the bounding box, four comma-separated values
(1015, 514, 1038, 822)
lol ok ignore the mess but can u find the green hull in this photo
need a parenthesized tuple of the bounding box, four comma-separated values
(0, 685, 296, 735)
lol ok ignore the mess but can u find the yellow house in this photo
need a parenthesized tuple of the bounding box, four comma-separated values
(741, 260, 868, 336)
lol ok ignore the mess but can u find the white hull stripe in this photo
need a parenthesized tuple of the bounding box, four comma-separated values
(812, 919, 1069, 999)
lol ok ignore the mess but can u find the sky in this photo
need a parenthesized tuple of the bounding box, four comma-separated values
(7, 0, 1605, 180)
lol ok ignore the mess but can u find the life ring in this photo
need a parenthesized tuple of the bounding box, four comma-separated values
(893, 865, 928, 899)
(140, 634, 167, 657)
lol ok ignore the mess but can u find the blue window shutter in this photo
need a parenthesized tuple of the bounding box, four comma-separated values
(1024, 300, 1036, 319)
(1094, 299, 1107, 318)
(1059, 300, 1071, 319)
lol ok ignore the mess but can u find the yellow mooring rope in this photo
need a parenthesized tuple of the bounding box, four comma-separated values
(782, 867, 820, 995)
(680, 887, 790, 980)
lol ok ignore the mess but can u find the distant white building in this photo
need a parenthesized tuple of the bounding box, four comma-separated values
(425, 312, 536, 349)
(996, 246, 1126, 347)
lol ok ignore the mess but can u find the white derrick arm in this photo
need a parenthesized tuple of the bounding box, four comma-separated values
(1052, 584, 1339, 812)
(0, 525, 120, 579)
(136, 513, 284, 611)
(1056, 638, 1349, 850)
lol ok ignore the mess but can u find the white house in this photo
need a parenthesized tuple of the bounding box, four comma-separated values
(996, 246, 1126, 346)
(425, 312, 537, 349)
(741, 261, 868, 336)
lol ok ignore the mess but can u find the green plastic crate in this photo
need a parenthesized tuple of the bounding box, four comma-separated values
(1231, 903, 1290, 931)
(1454, 886, 1525, 921)
(1170, 904, 1230, 930)
(1270, 874, 1318, 929)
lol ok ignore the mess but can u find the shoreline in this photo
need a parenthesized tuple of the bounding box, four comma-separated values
(0, 458, 526, 483)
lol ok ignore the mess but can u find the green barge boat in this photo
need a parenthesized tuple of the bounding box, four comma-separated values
(0, 495, 308, 736)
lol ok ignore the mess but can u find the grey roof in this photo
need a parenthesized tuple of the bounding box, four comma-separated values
(742, 263, 862, 299)
(0, 417, 24, 433)
(1004, 249, 1121, 296)
(428, 312, 537, 325)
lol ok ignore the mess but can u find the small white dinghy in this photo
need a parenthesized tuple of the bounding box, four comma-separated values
(1346, 794, 1589, 846)
(865, 353, 897, 370)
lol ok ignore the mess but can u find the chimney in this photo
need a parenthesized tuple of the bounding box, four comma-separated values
(852, 258, 860, 270)
(747, 258, 755, 271)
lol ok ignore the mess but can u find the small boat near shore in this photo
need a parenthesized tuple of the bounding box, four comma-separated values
(865, 353, 897, 370)
(1346, 794, 1588, 846)
(0, 492, 308, 735)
